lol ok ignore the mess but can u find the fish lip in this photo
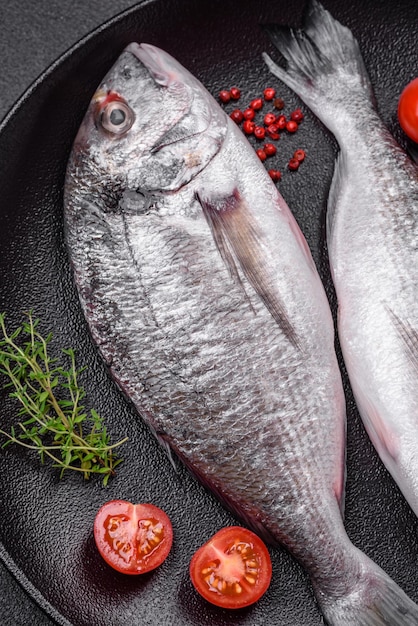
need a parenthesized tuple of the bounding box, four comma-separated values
(126, 42, 177, 87)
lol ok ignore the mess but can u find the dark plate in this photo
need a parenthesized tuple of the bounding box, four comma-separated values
(0, 1, 417, 624)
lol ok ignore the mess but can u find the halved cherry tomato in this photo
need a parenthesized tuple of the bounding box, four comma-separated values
(189, 526, 272, 609)
(398, 77, 418, 143)
(94, 500, 173, 574)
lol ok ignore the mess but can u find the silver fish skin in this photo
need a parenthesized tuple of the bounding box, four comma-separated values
(64, 42, 417, 624)
(264, 0, 418, 619)
(264, 2, 418, 514)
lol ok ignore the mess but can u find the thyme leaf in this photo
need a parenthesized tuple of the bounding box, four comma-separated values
(0, 311, 127, 485)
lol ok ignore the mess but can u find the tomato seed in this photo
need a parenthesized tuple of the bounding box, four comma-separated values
(245, 575, 256, 585)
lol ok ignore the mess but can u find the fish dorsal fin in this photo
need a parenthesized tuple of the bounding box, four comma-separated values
(197, 189, 300, 350)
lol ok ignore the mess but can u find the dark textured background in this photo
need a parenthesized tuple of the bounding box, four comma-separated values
(0, 1, 417, 625)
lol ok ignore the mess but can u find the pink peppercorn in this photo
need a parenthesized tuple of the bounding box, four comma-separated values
(230, 87, 241, 100)
(243, 108, 256, 121)
(288, 158, 300, 171)
(263, 112, 276, 126)
(230, 109, 244, 124)
(243, 120, 256, 134)
(256, 148, 267, 161)
(290, 108, 304, 123)
(250, 98, 263, 110)
(276, 115, 287, 130)
(263, 142, 277, 156)
(286, 120, 298, 133)
(268, 169, 282, 182)
(263, 87, 276, 101)
(266, 124, 280, 140)
(254, 126, 266, 140)
(219, 90, 231, 104)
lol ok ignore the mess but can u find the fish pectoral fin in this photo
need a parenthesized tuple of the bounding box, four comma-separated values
(386, 306, 418, 374)
(326, 150, 348, 248)
(196, 189, 300, 350)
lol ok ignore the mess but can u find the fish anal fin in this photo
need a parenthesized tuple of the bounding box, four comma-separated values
(197, 189, 300, 350)
(179, 449, 279, 546)
(333, 462, 346, 519)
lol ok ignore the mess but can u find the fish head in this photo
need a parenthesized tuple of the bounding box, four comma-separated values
(67, 43, 228, 205)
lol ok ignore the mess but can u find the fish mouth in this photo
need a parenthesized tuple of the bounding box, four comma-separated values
(126, 42, 213, 154)
(126, 42, 183, 88)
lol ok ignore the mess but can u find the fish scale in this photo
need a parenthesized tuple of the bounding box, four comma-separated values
(65, 35, 418, 624)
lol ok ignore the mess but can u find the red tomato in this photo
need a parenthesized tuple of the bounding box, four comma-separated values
(94, 500, 173, 574)
(398, 77, 418, 143)
(189, 526, 272, 609)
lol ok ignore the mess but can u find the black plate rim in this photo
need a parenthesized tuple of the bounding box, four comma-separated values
(0, 0, 153, 136)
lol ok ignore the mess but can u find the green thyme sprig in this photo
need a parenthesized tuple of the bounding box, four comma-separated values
(0, 311, 127, 485)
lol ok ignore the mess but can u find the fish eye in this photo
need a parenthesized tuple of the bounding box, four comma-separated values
(100, 100, 135, 136)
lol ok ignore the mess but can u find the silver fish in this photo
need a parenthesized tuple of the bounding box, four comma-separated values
(264, 2, 418, 520)
(64, 42, 418, 624)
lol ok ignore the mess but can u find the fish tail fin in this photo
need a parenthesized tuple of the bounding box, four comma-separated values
(315, 548, 418, 625)
(262, 0, 375, 136)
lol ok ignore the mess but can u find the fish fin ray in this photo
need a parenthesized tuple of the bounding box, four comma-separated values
(148, 424, 180, 473)
(197, 189, 300, 350)
(196, 191, 255, 308)
(386, 306, 418, 374)
(262, 0, 375, 131)
(317, 547, 418, 625)
(326, 150, 349, 265)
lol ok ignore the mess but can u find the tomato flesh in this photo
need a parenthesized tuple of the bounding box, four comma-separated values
(94, 500, 173, 574)
(398, 77, 418, 143)
(189, 526, 272, 609)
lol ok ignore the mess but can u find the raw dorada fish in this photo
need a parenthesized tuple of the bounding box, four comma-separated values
(64, 40, 418, 624)
(264, 2, 418, 520)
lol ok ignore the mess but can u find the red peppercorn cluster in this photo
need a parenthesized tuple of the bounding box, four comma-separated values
(218, 86, 306, 182)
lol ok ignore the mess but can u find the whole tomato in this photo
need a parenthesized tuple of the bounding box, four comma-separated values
(398, 77, 418, 143)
